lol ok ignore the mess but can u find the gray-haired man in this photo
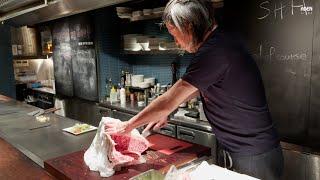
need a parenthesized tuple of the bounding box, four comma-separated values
(105, 0, 284, 179)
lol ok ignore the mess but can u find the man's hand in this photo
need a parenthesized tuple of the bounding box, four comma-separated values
(142, 117, 168, 134)
(104, 120, 131, 135)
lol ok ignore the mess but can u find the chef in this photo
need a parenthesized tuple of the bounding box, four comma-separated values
(105, 0, 284, 179)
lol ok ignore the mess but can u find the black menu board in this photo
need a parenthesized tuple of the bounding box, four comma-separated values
(52, 21, 74, 97)
(69, 14, 98, 101)
(221, 0, 315, 143)
(52, 14, 97, 101)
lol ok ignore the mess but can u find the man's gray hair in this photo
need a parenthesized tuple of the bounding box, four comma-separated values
(163, 0, 215, 45)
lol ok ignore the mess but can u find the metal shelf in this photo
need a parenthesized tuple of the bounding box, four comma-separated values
(123, 49, 185, 55)
(130, 13, 163, 22)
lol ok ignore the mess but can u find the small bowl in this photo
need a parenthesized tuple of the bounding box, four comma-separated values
(138, 82, 150, 89)
(116, 7, 132, 13)
(139, 42, 150, 51)
(143, 9, 153, 15)
(144, 78, 155, 86)
(132, 10, 143, 17)
(138, 101, 145, 107)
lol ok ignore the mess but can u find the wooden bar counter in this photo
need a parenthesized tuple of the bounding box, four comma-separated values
(0, 137, 55, 179)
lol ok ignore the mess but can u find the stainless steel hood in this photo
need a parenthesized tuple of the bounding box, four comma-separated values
(3, 0, 133, 27)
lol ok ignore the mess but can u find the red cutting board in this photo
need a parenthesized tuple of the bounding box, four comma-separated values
(44, 134, 211, 180)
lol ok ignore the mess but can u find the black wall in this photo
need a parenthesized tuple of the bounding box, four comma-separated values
(221, 0, 319, 148)
(0, 24, 15, 98)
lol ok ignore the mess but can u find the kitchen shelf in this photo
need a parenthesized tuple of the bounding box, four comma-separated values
(13, 55, 51, 60)
(123, 49, 185, 55)
(129, 13, 163, 22)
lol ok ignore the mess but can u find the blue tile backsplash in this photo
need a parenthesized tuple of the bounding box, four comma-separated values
(94, 7, 194, 100)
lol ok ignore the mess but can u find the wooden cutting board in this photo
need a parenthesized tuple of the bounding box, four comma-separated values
(44, 134, 211, 180)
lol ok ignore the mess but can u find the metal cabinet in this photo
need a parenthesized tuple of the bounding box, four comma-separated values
(158, 123, 176, 138)
(282, 149, 320, 180)
(177, 126, 216, 163)
(177, 126, 216, 148)
(111, 110, 134, 121)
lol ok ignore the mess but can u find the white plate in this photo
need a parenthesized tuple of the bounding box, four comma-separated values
(63, 124, 97, 135)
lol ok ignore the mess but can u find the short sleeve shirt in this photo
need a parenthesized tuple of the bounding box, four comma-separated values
(182, 27, 279, 155)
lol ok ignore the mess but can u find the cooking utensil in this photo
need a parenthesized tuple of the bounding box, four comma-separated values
(29, 123, 51, 130)
(28, 107, 61, 117)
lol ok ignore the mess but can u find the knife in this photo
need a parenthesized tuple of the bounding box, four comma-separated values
(141, 129, 152, 138)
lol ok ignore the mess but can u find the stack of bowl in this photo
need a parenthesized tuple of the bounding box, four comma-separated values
(131, 75, 144, 87)
(136, 36, 150, 51)
(123, 34, 142, 51)
(143, 9, 153, 16)
(116, 7, 132, 19)
(148, 37, 165, 50)
(152, 7, 165, 15)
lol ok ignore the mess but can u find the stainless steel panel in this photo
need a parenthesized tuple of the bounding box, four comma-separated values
(158, 123, 176, 138)
(0, 0, 40, 13)
(177, 126, 216, 148)
(282, 149, 306, 180)
(6, 0, 133, 26)
(177, 126, 216, 163)
(0, 112, 96, 167)
(306, 154, 320, 180)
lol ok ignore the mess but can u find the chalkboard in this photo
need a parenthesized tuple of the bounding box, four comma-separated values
(309, 1, 320, 147)
(221, 0, 315, 144)
(53, 21, 74, 97)
(69, 15, 98, 101)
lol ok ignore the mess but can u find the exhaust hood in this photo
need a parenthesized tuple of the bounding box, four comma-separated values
(2, 0, 133, 27)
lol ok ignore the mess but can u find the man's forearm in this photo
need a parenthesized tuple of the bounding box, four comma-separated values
(127, 79, 199, 130)
(128, 93, 172, 129)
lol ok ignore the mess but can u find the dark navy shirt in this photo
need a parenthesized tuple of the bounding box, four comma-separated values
(182, 27, 279, 155)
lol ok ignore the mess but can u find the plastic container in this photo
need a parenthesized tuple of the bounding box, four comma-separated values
(110, 87, 117, 103)
(120, 87, 126, 105)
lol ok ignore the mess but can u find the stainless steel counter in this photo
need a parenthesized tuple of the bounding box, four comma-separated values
(98, 101, 213, 133)
(0, 96, 95, 168)
(31, 87, 56, 94)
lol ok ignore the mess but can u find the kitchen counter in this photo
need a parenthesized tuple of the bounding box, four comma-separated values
(99, 101, 213, 133)
(0, 95, 95, 168)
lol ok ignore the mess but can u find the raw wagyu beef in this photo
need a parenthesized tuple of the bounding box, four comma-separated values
(109, 133, 149, 164)
(84, 117, 149, 177)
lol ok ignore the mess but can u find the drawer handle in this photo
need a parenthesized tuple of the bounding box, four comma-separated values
(179, 129, 195, 140)
(161, 129, 174, 135)
(162, 126, 174, 132)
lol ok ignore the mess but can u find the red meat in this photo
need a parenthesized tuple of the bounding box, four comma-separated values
(106, 132, 149, 166)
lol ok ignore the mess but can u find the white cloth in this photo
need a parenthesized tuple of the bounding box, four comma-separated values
(84, 117, 148, 177)
(84, 117, 115, 177)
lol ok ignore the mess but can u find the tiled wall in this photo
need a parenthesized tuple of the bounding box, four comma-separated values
(94, 7, 194, 100)
(0, 24, 15, 98)
(94, 8, 130, 99)
(129, 54, 192, 85)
